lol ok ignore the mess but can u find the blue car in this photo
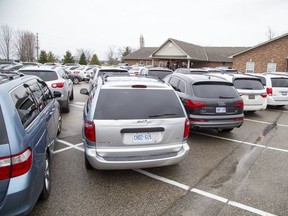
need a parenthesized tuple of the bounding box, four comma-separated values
(0, 73, 61, 215)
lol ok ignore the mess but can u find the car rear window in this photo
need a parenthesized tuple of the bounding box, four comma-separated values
(0, 106, 8, 144)
(94, 89, 185, 119)
(193, 82, 239, 98)
(271, 78, 288, 87)
(20, 70, 58, 81)
(233, 78, 264, 90)
(98, 70, 128, 77)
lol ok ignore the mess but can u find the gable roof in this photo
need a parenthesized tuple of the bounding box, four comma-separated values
(231, 32, 288, 58)
(124, 38, 249, 62)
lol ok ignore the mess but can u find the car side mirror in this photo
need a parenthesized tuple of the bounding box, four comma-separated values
(53, 91, 62, 98)
(80, 88, 89, 95)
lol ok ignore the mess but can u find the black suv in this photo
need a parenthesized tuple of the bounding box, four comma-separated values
(164, 73, 244, 132)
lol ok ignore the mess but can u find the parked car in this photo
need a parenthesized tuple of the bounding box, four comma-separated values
(80, 75, 190, 170)
(253, 73, 288, 107)
(70, 66, 97, 81)
(128, 66, 145, 75)
(0, 63, 24, 73)
(90, 67, 129, 88)
(140, 67, 173, 79)
(209, 72, 267, 112)
(19, 66, 74, 112)
(163, 73, 244, 132)
(174, 68, 210, 74)
(0, 73, 61, 215)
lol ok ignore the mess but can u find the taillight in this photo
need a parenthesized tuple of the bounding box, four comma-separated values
(260, 93, 267, 98)
(266, 87, 272, 96)
(84, 120, 95, 142)
(234, 101, 244, 108)
(0, 148, 32, 180)
(233, 117, 244, 121)
(73, 71, 80, 74)
(186, 100, 206, 109)
(51, 82, 64, 88)
(183, 119, 190, 139)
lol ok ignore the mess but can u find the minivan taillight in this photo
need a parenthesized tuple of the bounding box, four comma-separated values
(234, 101, 244, 108)
(0, 148, 32, 180)
(186, 100, 206, 109)
(183, 119, 190, 139)
(51, 82, 64, 88)
(266, 87, 272, 96)
(84, 120, 95, 142)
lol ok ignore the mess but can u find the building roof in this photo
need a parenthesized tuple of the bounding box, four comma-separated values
(230, 32, 288, 58)
(124, 38, 249, 63)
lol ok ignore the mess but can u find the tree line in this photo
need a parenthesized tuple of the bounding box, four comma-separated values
(0, 24, 134, 65)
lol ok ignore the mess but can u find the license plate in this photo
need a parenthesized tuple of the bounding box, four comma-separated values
(282, 92, 287, 96)
(216, 107, 226, 113)
(133, 133, 152, 142)
(248, 95, 255, 99)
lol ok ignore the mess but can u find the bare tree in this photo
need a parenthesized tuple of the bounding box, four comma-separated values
(0, 25, 14, 60)
(118, 46, 134, 62)
(266, 26, 276, 40)
(15, 30, 36, 62)
(106, 46, 118, 65)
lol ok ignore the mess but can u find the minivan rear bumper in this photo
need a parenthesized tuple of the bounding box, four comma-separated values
(84, 143, 190, 170)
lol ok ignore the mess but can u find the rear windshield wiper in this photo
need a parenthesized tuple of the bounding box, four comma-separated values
(149, 113, 177, 118)
(219, 96, 235, 99)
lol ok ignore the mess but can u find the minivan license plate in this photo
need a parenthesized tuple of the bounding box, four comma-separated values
(248, 95, 255, 99)
(216, 107, 226, 113)
(133, 133, 152, 142)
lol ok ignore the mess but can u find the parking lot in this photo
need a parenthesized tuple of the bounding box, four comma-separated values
(29, 82, 288, 216)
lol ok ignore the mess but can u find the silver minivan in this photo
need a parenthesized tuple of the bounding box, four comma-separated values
(80, 76, 190, 170)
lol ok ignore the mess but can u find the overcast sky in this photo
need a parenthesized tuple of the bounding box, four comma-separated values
(0, 0, 288, 60)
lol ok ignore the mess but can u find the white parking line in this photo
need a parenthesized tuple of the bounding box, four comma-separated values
(134, 169, 277, 216)
(55, 139, 84, 152)
(70, 104, 84, 109)
(245, 118, 288, 128)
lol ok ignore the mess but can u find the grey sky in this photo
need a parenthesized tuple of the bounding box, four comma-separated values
(0, 0, 288, 60)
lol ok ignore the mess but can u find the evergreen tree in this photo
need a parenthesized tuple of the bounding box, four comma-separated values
(47, 51, 56, 62)
(90, 54, 101, 65)
(63, 50, 74, 64)
(79, 52, 87, 65)
(38, 50, 47, 64)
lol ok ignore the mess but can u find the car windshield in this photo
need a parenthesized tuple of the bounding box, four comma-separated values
(193, 82, 239, 98)
(94, 89, 185, 119)
(20, 70, 58, 81)
(271, 78, 288, 87)
(233, 78, 264, 90)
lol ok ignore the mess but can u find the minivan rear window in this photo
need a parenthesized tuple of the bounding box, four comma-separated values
(20, 70, 58, 81)
(233, 78, 264, 90)
(0, 106, 8, 144)
(193, 82, 239, 98)
(94, 89, 185, 119)
(271, 78, 288, 87)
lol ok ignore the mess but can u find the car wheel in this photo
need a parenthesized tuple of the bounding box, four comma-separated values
(61, 97, 70, 113)
(69, 89, 74, 100)
(40, 152, 51, 200)
(57, 113, 62, 136)
(85, 153, 93, 170)
(72, 77, 80, 84)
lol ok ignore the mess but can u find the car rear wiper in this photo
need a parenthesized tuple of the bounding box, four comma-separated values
(219, 96, 235, 99)
(149, 113, 176, 118)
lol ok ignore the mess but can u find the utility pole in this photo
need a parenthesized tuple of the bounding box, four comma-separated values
(36, 33, 39, 62)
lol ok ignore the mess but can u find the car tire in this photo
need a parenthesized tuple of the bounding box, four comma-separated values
(69, 89, 74, 101)
(72, 77, 80, 84)
(40, 152, 51, 200)
(57, 114, 62, 136)
(61, 97, 70, 113)
(85, 153, 93, 170)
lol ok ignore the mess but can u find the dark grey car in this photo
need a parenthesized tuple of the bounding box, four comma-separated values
(164, 73, 244, 132)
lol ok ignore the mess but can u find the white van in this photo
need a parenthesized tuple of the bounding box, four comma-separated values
(253, 73, 288, 107)
(210, 72, 267, 112)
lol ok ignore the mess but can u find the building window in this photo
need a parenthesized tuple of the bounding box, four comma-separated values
(159, 61, 163, 67)
(139, 61, 144, 66)
(146, 61, 150, 66)
(267, 63, 276, 72)
(246, 62, 255, 73)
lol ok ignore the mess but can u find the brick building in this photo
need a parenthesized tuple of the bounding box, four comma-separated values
(124, 38, 248, 69)
(231, 32, 288, 73)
